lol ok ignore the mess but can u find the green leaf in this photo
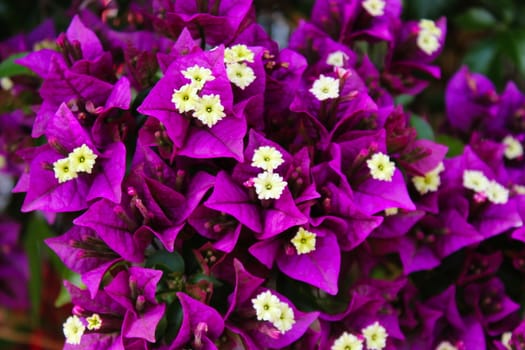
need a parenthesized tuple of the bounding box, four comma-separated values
(54, 272, 83, 307)
(164, 299, 183, 343)
(404, 0, 455, 18)
(188, 273, 223, 287)
(394, 94, 414, 107)
(503, 29, 525, 78)
(435, 134, 465, 157)
(0, 52, 32, 77)
(145, 250, 185, 274)
(463, 37, 498, 76)
(23, 213, 55, 325)
(410, 114, 435, 140)
(455, 7, 498, 30)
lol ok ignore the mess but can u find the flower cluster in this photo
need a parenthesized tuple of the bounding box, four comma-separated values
(252, 290, 296, 334)
(53, 144, 97, 183)
(251, 145, 287, 200)
(2, 0, 525, 349)
(332, 321, 388, 350)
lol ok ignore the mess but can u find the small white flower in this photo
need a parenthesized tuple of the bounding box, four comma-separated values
(362, 0, 386, 17)
(503, 135, 523, 160)
(86, 313, 102, 331)
(435, 341, 459, 350)
(331, 332, 363, 350)
(53, 158, 78, 183)
(310, 74, 340, 101)
(224, 44, 255, 64)
(273, 302, 295, 334)
(182, 65, 215, 89)
(463, 170, 490, 193)
(513, 184, 525, 195)
(291, 227, 317, 255)
(362, 321, 388, 350)
(367, 152, 396, 182)
(419, 19, 442, 37)
(172, 83, 200, 113)
(326, 51, 348, 67)
(486, 180, 509, 204)
(417, 31, 440, 55)
(1, 77, 13, 91)
(412, 162, 445, 195)
(501, 332, 512, 350)
(68, 144, 98, 174)
(63, 315, 85, 345)
(226, 62, 256, 90)
(251, 146, 284, 172)
(251, 290, 282, 322)
(417, 19, 442, 55)
(192, 94, 226, 128)
(384, 207, 399, 216)
(253, 171, 287, 200)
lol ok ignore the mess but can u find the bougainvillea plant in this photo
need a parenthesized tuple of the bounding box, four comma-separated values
(2, 0, 525, 349)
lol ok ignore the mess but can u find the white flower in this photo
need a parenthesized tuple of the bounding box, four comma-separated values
(435, 341, 458, 350)
(291, 227, 317, 255)
(192, 94, 226, 128)
(463, 170, 490, 193)
(514, 184, 525, 195)
(419, 19, 442, 37)
(251, 290, 282, 322)
(226, 62, 256, 90)
(411, 162, 445, 195)
(362, 322, 388, 350)
(53, 158, 78, 183)
(182, 65, 215, 89)
(503, 135, 523, 160)
(63, 315, 85, 345)
(224, 44, 255, 64)
(326, 51, 348, 67)
(501, 332, 512, 350)
(253, 171, 287, 200)
(417, 31, 440, 55)
(86, 313, 102, 331)
(417, 19, 442, 55)
(273, 302, 295, 334)
(251, 146, 284, 172)
(362, 0, 386, 17)
(331, 332, 363, 350)
(367, 152, 396, 182)
(172, 83, 199, 113)
(486, 180, 509, 204)
(310, 74, 340, 101)
(384, 207, 399, 216)
(1, 77, 13, 91)
(68, 144, 98, 174)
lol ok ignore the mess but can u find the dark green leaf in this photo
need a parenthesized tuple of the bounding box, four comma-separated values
(463, 38, 498, 76)
(54, 272, 82, 307)
(454, 7, 498, 30)
(394, 94, 414, 107)
(188, 273, 223, 287)
(164, 299, 183, 343)
(145, 250, 185, 273)
(0, 52, 32, 77)
(23, 213, 55, 325)
(503, 29, 525, 78)
(436, 134, 464, 157)
(404, 0, 455, 19)
(410, 114, 435, 140)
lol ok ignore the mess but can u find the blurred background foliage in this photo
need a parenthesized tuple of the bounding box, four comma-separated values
(1, 0, 525, 349)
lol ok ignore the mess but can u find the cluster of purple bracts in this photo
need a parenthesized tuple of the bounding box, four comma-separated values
(2, 0, 525, 349)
